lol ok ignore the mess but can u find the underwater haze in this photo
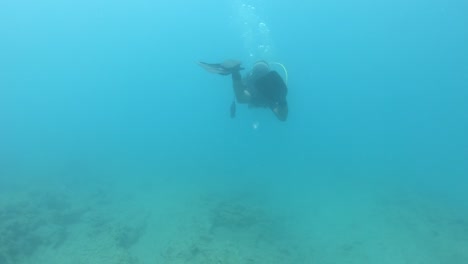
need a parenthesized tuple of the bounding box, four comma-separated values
(1, 0, 467, 263)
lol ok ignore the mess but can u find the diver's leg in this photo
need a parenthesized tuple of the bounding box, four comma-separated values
(232, 71, 250, 104)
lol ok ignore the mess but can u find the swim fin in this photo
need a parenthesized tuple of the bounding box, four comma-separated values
(230, 100, 236, 118)
(198, 60, 244, 75)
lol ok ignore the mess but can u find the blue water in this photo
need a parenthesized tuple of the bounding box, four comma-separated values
(1, 0, 467, 263)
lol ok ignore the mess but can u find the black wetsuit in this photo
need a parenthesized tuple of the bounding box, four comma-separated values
(231, 65, 288, 121)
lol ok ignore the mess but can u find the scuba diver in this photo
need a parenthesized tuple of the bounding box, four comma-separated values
(198, 60, 288, 121)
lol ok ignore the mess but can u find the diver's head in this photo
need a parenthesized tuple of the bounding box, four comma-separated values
(252, 60, 270, 77)
(272, 101, 288, 121)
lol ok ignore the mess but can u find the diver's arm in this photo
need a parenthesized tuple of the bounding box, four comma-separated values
(232, 71, 250, 104)
(198, 59, 250, 103)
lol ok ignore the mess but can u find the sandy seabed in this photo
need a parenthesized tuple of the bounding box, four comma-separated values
(1, 176, 467, 264)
